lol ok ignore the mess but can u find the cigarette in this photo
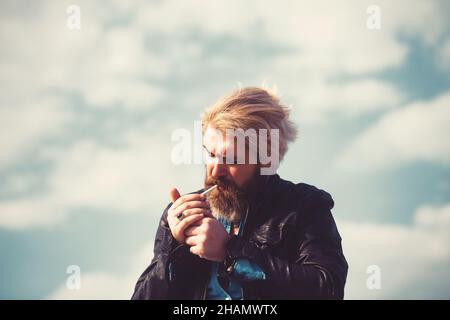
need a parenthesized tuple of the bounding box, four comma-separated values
(201, 185, 218, 196)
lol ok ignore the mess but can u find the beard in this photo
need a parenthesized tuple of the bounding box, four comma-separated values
(204, 172, 258, 224)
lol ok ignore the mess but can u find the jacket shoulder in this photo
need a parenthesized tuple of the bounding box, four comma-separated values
(272, 180, 340, 239)
(273, 177, 334, 213)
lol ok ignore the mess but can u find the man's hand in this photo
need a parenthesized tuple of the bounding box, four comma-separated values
(167, 188, 212, 244)
(184, 217, 231, 262)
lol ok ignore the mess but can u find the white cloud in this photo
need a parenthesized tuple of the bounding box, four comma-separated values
(289, 79, 404, 122)
(0, 196, 68, 230)
(0, 96, 72, 167)
(48, 241, 154, 299)
(1, 0, 449, 117)
(81, 80, 163, 111)
(380, 0, 448, 46)
(262, 2, 407, 75)
(414, 204, 450, 228)
(0, 2, 167, 111)
(336, 91, 450, 172)
(76, 25, 167, 109)
(342, 203, 450, 299)
(135, 0, 446, 77)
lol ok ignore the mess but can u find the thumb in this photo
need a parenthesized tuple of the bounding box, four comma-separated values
(169, 187, 181, 203)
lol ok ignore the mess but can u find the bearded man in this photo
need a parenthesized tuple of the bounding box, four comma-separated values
(132, 87, 348, 300)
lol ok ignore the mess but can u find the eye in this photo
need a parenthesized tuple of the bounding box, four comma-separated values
(203, 150, 215, 164)
(222, 156, 240, 165)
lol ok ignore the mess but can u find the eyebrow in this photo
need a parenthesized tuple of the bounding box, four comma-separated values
(202, 144, 212, 154)
(203, 145, 218, 158)
(203, 144, 238, 162)
(203, 144, 226, 157)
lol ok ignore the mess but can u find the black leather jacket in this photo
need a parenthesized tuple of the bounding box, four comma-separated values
(131, 174, 348, 300)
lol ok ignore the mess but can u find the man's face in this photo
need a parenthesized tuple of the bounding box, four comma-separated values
(203, 125, 258, 222)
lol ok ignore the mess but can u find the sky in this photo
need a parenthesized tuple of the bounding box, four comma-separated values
(0, 0, 449, 299)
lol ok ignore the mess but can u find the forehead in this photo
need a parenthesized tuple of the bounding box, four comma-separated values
(203, 126, 234, 155)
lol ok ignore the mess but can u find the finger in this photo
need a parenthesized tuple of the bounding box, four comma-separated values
(169, 188, 181, 203)
(171, 193, 206, 211)
(190, 245, 201, 256)
(185, 235, 201, 246)
(188, 219, 204, 227)
(184, 224, 203, 237)
(181, 208, 211, 219)
(169, 201, 210, 220)
(176, 213, 204, 234)
(174, 203, 210, 217)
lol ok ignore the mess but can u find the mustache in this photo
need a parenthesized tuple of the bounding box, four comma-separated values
(204, 176, 247, 198)
(205, 176, 229, 188)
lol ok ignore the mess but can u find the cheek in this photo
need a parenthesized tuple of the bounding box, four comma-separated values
(226, 167, 241, 186)
(227, 167, 238, 180)
(229, 166, 255, 186)
(206, 163, 213, 175)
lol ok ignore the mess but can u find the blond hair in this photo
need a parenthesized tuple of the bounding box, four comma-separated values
(201, 87, 298, 162)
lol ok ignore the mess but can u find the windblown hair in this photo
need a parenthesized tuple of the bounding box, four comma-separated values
(201, 86, 298, 162)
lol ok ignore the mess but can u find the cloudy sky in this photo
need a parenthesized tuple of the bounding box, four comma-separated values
(0, 0, 449, 299)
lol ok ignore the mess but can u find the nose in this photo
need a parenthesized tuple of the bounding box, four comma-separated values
(210, 159, 227, 179)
